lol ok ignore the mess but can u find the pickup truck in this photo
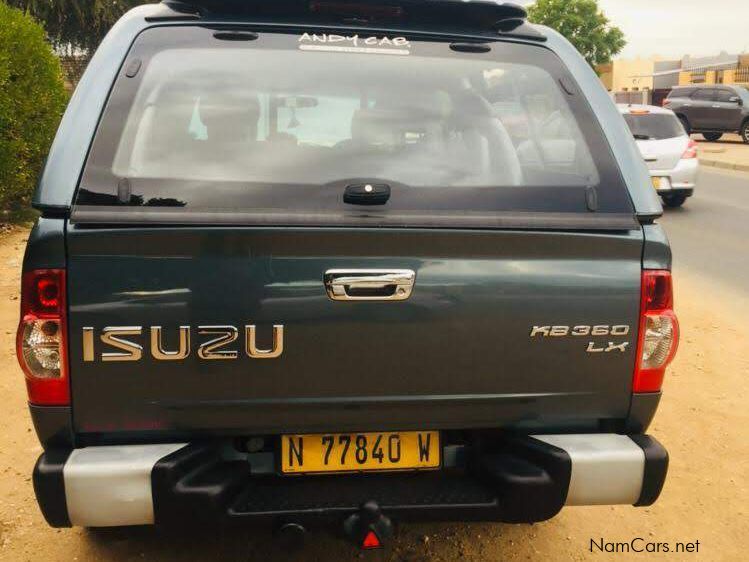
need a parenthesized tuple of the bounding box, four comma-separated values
(18, 0, 678, 549)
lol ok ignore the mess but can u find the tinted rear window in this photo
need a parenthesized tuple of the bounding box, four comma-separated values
(75, 26, 633, 227)
(714, 89, 739, 102)
(668, 87, 695, 98)
(692, 89, 716, 101)
(623, 113, 685, 140)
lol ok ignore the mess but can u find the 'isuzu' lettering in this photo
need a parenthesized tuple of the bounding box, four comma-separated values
(81, 325, 284, 362)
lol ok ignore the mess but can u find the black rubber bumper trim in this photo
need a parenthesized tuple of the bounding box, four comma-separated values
(629, 435, 669, 507)
(625, 392, 662, 433)
(151, 437, 573, 526)
(662, 188, 694, 197)
(481, 435, 571, 523)
(28, 405, 74, 449)
(33, 449, 72, 527)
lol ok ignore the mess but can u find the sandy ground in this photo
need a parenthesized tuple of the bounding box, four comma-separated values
(0, 226, 747, 561)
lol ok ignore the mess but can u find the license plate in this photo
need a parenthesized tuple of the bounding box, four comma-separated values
(652, 176, 662, 189)
(281, 431, 440, 474)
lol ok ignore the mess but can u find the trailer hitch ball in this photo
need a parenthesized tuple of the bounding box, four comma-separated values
(343, 500, 393, 549)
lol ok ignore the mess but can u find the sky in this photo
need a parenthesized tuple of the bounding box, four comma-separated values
(520, 1, 749, 59)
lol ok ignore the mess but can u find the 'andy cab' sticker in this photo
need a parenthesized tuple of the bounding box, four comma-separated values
(298, 33, 411, 55)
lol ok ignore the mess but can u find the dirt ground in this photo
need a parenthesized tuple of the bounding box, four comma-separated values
(0, 226, 747, 561)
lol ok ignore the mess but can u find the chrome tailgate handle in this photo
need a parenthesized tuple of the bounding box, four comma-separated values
(324, 269, 416, 301)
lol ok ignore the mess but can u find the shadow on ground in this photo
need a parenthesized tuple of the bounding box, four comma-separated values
(82, 520, 545, 562)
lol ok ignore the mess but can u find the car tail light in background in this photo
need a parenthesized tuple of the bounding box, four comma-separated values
(633, 270, 679, 393)
(16, 269, 69, 405)
(682, 138, 698, 159)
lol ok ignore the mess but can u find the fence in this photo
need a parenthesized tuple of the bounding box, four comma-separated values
(612, 90, 651, 105)
(734, 67, 749, 84)
(59, 55, 90, 90)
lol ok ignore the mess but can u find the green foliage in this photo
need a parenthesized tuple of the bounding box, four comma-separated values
(528, 0, 626, 68)
(0, 2, 68, 212)
(6, 0, 140, 54)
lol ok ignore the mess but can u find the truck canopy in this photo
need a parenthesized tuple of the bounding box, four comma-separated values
(73, 26, 635, 230)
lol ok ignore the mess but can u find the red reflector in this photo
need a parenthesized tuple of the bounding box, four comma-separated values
(642, 270, 673, 310)
(362, 530, 382, 549)
(37, 277, 60, 309)
(22, 269, 65, 317)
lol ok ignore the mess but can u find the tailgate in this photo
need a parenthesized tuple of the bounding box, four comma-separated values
(66, 226, 643, 435)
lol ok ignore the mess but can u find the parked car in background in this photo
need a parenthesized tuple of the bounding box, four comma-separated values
(619, 104, 699, 208)
(664, 84, 749, 143)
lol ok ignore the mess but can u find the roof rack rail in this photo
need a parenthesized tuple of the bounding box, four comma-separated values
(148, 0, 545, 41)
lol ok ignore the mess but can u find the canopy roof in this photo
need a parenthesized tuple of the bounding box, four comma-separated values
(156, 0, 537, 36)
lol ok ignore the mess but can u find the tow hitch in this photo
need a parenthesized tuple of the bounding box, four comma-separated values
(343, 501, 393, 550)
(274, 522, 307, 552)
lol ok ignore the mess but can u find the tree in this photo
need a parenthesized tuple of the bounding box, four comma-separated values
(528, 0, 626, 68)
(0, 3, 68, 212)
(6, 1, 139, 55)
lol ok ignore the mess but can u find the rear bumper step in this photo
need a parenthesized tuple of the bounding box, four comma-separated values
(33, 434, 667, 528)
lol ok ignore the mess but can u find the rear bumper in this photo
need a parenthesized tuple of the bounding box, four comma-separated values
(650, 157, 699, 194)
(34, 434, 667, 528)
(663, 187, 694, 197)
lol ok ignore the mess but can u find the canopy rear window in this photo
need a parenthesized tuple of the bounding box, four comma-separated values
(74, 26, 634, 228)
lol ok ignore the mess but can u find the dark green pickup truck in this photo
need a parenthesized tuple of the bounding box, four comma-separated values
(18, 0, 678, 549)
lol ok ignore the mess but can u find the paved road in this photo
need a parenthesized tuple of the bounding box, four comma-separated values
(659, 167, 749, 294)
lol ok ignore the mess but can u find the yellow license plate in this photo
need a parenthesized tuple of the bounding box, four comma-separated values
(652, 177, 662, 189)
(281, 431, 440, 474)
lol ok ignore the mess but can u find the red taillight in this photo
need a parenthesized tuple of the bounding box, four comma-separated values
(37, 277, 61, 309)
(633, 270, 679, 393)
(16, 269, 69, 405)
(682, 138, 697, 159)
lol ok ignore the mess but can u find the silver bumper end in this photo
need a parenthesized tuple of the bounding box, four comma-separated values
(533, 434, 652, 506)
(64, 443, 187, 527)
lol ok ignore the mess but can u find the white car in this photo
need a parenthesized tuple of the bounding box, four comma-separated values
(618, 104, 699, 208)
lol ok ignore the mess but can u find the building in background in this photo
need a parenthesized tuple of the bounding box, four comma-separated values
(650, 60, 683, 106)
(599, 52, 749, 106)
(597, 57, 674, 105)
(59, 54, 89, 91)
(596, 57, 661, 96)
(675, 53, 749, 86)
